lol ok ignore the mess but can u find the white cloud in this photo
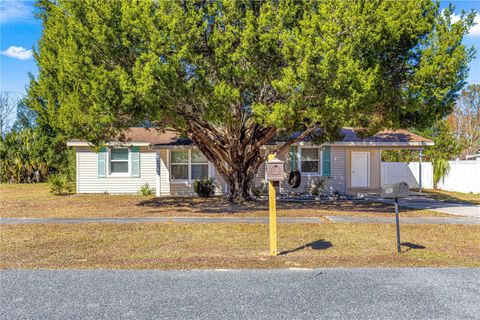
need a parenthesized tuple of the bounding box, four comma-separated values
(450, 12, 480, 37)
(1, 46, 32, 60)
(0, 0, 33, 23)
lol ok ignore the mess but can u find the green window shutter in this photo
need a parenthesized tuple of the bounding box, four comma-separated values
(131, 146, 140, 178)
(98, 147, 107, 178)
(322, 146, 331, 177)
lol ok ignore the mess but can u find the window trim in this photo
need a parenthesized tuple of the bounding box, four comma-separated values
(169, 149, 210, 183)
(298, 146, 323, 176)
(170, 149, 189, 181)
(108, 147, 131, 177)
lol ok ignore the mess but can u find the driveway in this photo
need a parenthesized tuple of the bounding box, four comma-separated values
(377, 196, 480, 218)
(1, 269, 479, 320)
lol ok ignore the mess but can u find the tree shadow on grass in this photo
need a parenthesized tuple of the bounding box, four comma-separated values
(401, 242, 426, 252)
(136, 196, 400, 215)
(279, 239, 333, 255)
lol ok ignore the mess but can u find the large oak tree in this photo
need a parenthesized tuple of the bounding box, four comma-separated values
(28, 0, 475, 201)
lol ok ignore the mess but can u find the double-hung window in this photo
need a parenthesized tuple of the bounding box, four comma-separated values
(170, 149, 209, 181)
(110, 148, 129, 175)
(300, 147, 321, 174)
(191, 150, 209, 180)
(171, 150, 189, 180)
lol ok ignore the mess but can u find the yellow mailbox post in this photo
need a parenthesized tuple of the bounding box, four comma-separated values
(266, 154, 285, 256)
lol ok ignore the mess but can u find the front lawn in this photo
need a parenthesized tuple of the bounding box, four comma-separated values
(1, 223, 478, 269)
(1, 183, 446, 218)
(419, 189, 480, 205)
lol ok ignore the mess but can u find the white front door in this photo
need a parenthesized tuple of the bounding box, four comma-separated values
(351, 152, 369, 188)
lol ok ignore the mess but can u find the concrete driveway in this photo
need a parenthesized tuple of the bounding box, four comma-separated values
(1, 269, 479, 320)
(378, 196, 480, 218)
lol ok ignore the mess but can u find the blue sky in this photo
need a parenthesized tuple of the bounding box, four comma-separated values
(1, 0, 480, 97)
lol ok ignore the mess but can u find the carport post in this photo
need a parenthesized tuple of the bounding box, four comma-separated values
(418, 149, 423, 193)
(395, 198, 401, 253)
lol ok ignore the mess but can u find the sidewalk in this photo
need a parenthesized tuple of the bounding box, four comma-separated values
(326, 215, 480, 225)
(373, 196, 480, 218)
(0, 217, 323, 225)
(2, 215, 479, 225)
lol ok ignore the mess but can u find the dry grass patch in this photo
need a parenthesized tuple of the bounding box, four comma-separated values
(1, 183, 446, 218)
(417, 189, 480, 205)
(1, 223, 478, 269)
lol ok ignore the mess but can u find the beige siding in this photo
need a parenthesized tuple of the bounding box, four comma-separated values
(346, 147, 381, 189)
(77, 146, 157, 194)
(253, 146, 348, 194)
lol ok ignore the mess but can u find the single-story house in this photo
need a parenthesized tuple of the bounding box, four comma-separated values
(67, 127, 433, 196)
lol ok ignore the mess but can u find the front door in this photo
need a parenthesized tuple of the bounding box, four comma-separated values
(351, 152, 369, 188)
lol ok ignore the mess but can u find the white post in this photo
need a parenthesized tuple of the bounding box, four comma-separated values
(418, 149, 423, 193)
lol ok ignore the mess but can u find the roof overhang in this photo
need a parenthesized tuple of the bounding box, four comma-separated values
(66, 141, 151, 147)
(326, 141, 434, 147)
(262, 141, 433, 148)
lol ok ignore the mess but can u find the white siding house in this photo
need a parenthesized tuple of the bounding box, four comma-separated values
(67, 127, 433, 196)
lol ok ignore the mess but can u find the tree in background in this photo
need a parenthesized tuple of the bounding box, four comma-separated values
(0, 93, 17, 137)
(448, 84, 480, 158)
(0, 99, 74, 183)
(28, 0, 475, 201)
(423, 120, 463, 189)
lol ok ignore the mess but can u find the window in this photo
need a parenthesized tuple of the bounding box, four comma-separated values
(300, 147, 320, 173)
(191, 150, 209, 180)
(171, 150, 189, 180)
(170, 149, 210, 181)
(110, 148, 129, 174)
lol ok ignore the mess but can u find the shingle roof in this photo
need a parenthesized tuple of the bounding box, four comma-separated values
(68, 127, 432, 146)
(339, 127, 432, 143)
(116, 128, 193, 145)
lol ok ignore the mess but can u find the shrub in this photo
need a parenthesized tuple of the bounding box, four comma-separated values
(48, 173, 74, 195)
(310, 178, 327, 196)
(138, 183, 155, 196)
(252, 182, 268, 197)
(193, 177, 215, 197)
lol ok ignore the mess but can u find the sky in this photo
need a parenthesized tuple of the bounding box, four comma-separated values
(1, 0, 480, 97)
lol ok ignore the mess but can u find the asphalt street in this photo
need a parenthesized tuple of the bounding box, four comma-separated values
(1, 268, 479, 320)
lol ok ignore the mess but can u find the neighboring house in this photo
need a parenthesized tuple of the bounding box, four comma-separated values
(67, 128, 433, 196)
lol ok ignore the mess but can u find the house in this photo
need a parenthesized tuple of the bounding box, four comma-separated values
(66, 127, 433, 196)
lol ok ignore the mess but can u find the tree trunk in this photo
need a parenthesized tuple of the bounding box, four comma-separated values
(184, 120, 275, 203)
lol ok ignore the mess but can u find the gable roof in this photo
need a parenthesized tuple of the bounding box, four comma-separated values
(67, 127, 433, 147)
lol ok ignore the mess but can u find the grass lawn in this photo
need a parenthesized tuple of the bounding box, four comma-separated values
(1, 223, 479, 269)
(418, 189, 480, 205)
(1, 183, 448, 218)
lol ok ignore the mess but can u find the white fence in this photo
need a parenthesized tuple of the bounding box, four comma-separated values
(381, 160, 480, 193)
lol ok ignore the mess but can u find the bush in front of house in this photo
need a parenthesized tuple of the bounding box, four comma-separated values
(193, 177, 215, 197)
(310, 178, 327, 197)
(48, 173, 74, 195)
(252, 182, 268, 197)
(138, 183, 155, 196)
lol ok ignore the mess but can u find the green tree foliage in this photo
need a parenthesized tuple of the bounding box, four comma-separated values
(28, 0, 475, 201)
(424, 120, 463, 189)
(0, 99, 74, 183)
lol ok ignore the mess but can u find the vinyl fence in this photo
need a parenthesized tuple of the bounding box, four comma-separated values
(381, 160, 480, 194)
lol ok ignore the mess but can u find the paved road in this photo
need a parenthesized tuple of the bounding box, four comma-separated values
(378, 196, 480, 218)
(1, 269, 479, 320)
